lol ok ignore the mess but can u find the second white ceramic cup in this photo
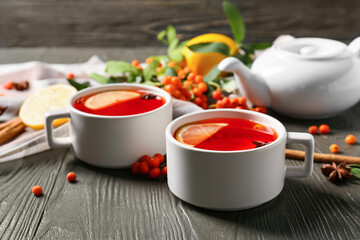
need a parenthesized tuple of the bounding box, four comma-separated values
(166, 109, 314, 210)
(45, 83, 172, 168)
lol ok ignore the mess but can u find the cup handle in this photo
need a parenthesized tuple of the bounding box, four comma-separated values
(285, 132, 314, 178)
(44, 109, 72, 149)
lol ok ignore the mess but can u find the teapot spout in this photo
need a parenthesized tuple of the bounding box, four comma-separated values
(218, 57, 271, 107)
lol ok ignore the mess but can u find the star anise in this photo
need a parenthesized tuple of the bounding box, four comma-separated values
(321, 161, 352, 183)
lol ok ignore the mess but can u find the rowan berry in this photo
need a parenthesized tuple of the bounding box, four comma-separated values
(194, 97, 203, 105)
(32, 185, 43, 196)
(163, 84, 176, 94)
(153, 153, 165, 163)
(345, 134, 356, 145)
(238, 96, 247, 106)
(162, 166, 167, 177)
(192, 88, 202, 97)
(194, 75, 203, 83)
(66, 172, 77, 182)
(198, 82, 207, 93)
(308, 126, 318, 135)
(132, 162, 141, 174)
(2, 80, 13, 90)
(145, 58, 153, 64)
(319, 124, 330, 134)
(139, 155, 151, 162)
(149, 157, 161, 168)
(149, 168, 161, 179)
(66, 73, 74, 80)
(330, 144, 340, 153)
(187, 73, 196, 82)
(212, 90, 222, 100)
(221, 97, 230, 108)
(139, 161, 150, 174)
(230, 98, 239, 108)
(131, 59, 140, 66)
(168, 61, 177, 68)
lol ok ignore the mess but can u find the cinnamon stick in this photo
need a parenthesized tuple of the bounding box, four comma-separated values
(0, 117, 26, 145)
(286, 149, 360, 164)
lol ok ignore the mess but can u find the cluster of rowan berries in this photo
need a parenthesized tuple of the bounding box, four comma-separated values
(131, 153, 167, 179)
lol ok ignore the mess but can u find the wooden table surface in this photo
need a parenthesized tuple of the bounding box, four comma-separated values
(1, 48, 360, 240)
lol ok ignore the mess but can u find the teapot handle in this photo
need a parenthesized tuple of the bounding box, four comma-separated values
(348, 37, 360, 56)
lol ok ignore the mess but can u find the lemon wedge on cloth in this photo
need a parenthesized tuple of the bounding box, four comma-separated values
(19, 84, 77, 130)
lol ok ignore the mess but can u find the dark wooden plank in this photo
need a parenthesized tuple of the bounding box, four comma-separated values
(0, 0, 359, 47)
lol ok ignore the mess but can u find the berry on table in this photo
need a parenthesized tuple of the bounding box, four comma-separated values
(132, 162, 141, 174)
(212, 90, 222, 100)
(149, 168, 161, 179)
(139, 161, 150, 174)
(308, 126, 318, 134)
(153, 153, 165, 163)
(139, 155, 151, 162)
(149, 157, 160, 168)
(319, 124, 330, 134)
(66, 172, 77, 182)
(162, 167, 167, 177)
(330, 144, 340, 153)
(32, 185, 43, 196)
(2, 80, 13, 90)
(66, 73, 74, 80)
(345, 134, 356, 145)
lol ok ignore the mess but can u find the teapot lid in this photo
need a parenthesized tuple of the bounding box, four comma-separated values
(275, 38, 347, 59)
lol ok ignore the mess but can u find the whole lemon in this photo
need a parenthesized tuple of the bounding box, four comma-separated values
(181, 33, 239, 75)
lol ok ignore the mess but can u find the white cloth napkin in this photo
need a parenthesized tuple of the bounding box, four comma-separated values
(0, 56, 203, 162)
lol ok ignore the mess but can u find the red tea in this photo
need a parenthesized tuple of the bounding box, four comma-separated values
(73, 90, 165, 116)
(174, 118, 277, 151)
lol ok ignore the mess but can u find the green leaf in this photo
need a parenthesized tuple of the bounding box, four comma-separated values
(220, 78, 237, 92)
(67, 79, 89, 90)
(168, 38, 179, 51)
(241, 44, 254, 54)
(188, 42, 230, 56)
(89, 72, 108, 84)
(143, 59, 159, 82)
(157, 30, 168, 45)
(168, 49, 184, 62)
(251, 42, 272, 50)
(107, 77, 121, 84)
(223, 1, 245, 43)
(348, 164, 360, 168)
(167, 25, 177, 45)
(164, 67, 177, 76)
(351, 168, 360, 179)
(106, 61, 140, 75)
(204, 65, 221, 82)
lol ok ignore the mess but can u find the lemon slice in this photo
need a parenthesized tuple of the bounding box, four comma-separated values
(19, 84, 77, 130)
(175, 123, 229, 146)
(84, 90, 141, 110)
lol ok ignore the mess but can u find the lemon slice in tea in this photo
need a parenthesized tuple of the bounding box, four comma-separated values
(19, 84, 77, 130)
(175, 123, 229, 147)
(84, 90, 141, 110)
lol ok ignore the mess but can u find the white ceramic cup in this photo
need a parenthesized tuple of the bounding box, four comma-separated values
(166, 109, 314, 210)
(45, 83, 172, 168)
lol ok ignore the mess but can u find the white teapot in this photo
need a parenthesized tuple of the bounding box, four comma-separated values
(218, 37, 360, 119)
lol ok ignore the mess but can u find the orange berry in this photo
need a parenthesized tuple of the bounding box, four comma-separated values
(153, 153, 165, 163)
(139, 155, 151, 162)
(345, 134, 356, 144)
(136, 65, 143, 70)
(238, 96, 247, 106)
(319, 124, 330, 134)
(168, 61, 177, 68)
(139, 161, 150, 174)
(212, 90, 222, 100)
(308, 126, 318, 135)
(181, 87, 192, 99)
(330, 144, 340, 153)
(183, 80, 192, 88)
(171, 77, 181, 88)
(156, 66, 162, 72)
(131, 59, 140, 66)
(149, 157, 161, 168)
(162, 76, 172, 85)
(187, 72, 196, 82)
(183, 67, 190, 73)
(194, 97, 203, 105)
(2, 80, 13, 90)
(221, 97, 231, 108)
(201, 103, 208, 109)
(162, 166, 167, 177)
(32, 185, 43, 196)
(198, 82, 207, 93)
(173, 89, 183, 99)
(230, 98, 239, 108)
(66, 73, 74, 80)
(192, 88, 202, 97)
(66, 172, 77, 182)
(216, 100, 224, 108)
(132, 162, 141, 174)
(164, 84, 176, 94)
(194, 75, 203, 83)
(149, 168, 161, 179)
(145, 58, 153, 64)
(177, 70, 186, 80)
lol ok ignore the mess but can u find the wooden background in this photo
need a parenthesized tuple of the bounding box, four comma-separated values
(0, 0, 359, 47)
